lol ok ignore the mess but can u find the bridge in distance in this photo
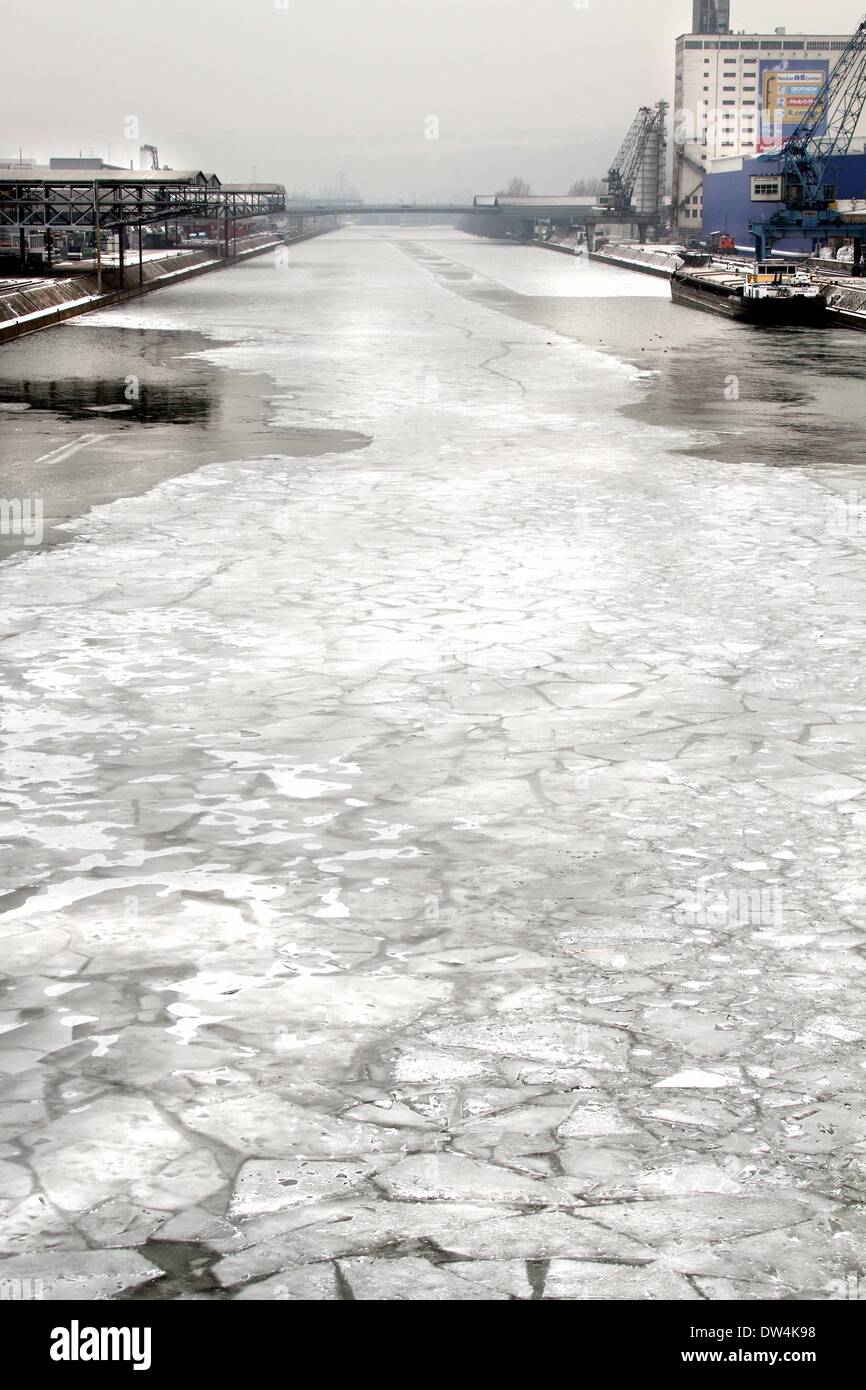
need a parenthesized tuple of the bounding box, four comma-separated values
(288, 196, 596, 220)
(292, 203, 480, 216)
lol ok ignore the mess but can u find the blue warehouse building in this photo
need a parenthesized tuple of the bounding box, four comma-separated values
(702, 150, 866, 251)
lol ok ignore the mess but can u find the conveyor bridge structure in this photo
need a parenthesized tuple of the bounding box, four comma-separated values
(0, 168, 287, 284)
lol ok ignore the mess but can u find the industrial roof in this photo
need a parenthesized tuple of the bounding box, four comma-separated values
(496, 195, 597, 207)
(474, 195, 597, 210)
(0, 168, 222, 186)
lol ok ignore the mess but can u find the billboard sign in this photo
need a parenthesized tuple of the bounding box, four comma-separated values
(758, 59, 829, 152)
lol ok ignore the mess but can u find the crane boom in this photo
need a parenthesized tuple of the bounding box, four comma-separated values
(780, 15, 866, 207)
(602, 106, 664, 212)
(749, 13, 866, 260)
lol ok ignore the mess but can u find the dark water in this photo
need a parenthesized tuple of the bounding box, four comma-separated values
(464, 283, 866, 473)
(0, 374, 213, 426)
(394, 232, 866, 475)
(1, 240, 863, 564)
(0, 324, 369, 557)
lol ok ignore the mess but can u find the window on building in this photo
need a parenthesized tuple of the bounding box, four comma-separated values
(723, 85, 736, 90)
(783, 41, 805, 50)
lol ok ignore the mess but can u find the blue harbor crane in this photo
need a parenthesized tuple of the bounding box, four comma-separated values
(749, 14, 866, 265)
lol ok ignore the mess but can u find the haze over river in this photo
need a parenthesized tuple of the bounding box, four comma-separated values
(1, 229, 865, 1301)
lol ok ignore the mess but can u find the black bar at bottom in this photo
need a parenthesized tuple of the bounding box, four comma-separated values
(5, 1298, 859, 1376)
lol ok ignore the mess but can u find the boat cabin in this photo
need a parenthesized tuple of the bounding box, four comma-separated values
(749, 262, 798, 284)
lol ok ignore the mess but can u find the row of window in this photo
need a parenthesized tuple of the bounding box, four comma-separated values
(683, 39, 847, 50)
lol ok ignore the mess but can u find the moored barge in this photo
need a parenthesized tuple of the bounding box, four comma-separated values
(671, 260, 827, 325)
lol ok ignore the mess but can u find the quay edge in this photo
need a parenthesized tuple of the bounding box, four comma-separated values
(589, 241, 866, 329)
(0, 226, 337, 345)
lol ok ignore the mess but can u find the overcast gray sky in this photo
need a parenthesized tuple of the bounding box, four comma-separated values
(3, 0, 863, 196)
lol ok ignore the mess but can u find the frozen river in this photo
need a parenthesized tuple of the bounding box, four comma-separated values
(1, 228, 865, 1301)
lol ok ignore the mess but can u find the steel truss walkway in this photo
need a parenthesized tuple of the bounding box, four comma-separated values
(0, 170, 285, 234)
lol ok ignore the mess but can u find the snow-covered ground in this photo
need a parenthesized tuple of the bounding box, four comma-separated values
(1, 228, 864, 1301)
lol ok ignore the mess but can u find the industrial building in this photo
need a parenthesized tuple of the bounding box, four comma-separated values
(693, 0, 731, 35)
(702, 148, 866, 248)
(673, 15, 866, 241)
(0, 162, 288, 279)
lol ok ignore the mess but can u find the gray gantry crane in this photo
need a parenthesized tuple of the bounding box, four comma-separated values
(600, 104, 668, 217)
(749, 14, 866, 264)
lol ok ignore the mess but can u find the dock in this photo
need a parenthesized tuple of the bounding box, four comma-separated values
(588, 241, 866, 328)
(0, 226, 334, 344)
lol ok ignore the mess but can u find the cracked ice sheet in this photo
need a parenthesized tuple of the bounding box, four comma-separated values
(1, 228, 866, 1301)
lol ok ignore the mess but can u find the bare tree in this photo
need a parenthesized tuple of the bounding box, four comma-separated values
(497, 177, 532, 197)
(568, 177, 604, 196)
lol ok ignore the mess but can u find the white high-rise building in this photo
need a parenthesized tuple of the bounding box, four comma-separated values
(672, 26, 859, 240)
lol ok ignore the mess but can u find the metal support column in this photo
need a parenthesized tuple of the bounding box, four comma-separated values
(93, 183, 103, 295)
(43, 190, 52, 269)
